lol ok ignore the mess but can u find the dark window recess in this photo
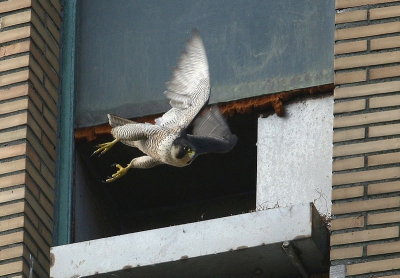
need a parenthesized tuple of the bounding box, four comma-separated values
(73, 112, 258, 242)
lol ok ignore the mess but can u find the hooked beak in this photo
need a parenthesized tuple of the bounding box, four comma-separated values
(187, 149, 196, 159)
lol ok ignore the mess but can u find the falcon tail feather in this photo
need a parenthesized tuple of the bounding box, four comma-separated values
(108, 114, 137, 128)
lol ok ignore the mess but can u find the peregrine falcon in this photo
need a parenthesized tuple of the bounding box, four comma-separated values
(93, 30, 237, 182)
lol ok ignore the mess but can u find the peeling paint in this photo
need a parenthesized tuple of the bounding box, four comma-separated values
(122, 265, 133, 272)
(50, 252, 55, 268)
(219, 83, 333, 117)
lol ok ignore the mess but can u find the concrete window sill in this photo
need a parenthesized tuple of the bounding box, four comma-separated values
(51, 202, 329, 278)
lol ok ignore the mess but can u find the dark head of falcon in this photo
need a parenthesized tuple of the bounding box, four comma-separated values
(171, 137, 196, 164)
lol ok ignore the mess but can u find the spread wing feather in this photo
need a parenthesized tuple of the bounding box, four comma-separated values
(188, 105, 238, 155)
(155, 29, 210, 132)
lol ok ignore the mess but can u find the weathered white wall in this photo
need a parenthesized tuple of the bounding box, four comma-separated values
(256, 95, 333, 216)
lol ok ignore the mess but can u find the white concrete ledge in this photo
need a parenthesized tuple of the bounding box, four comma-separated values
(50, 203, 328, 278)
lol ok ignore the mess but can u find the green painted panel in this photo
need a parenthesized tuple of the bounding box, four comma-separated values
(76, 0, 333, 127)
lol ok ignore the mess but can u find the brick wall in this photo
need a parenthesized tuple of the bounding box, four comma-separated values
(332, 0, 400, 276)
(0, 0, 61, 277)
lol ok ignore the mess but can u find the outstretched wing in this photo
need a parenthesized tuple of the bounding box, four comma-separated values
(188, 105, 238, 155)
(155, 29, 210, 132)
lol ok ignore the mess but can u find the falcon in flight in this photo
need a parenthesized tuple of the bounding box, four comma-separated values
(93, 30, 237, 182)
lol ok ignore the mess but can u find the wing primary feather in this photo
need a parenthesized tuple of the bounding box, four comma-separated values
(159, 29, 210, 130)
(193, 105, 232, 140)
(189, 105, 238, 155)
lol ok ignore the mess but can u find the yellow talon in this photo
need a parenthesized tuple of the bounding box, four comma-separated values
(92, 139, 119, 156)
(105, 164, 130, 182)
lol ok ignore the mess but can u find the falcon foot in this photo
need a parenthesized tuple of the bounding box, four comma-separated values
(92, 139, 119, 156)
(104, 163, 130, 183)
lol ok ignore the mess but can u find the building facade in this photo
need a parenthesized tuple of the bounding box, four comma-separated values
(0, 0, 60, 277)
(0, 0, 399, 277)
(331, 0, 400, 276)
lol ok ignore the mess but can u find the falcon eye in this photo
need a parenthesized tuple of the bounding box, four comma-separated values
(183, 146, 189, 152)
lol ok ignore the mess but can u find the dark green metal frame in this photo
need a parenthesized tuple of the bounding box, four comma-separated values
(54, 0, 77, 246)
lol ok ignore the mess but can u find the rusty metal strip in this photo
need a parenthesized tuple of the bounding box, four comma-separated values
(74, 84, 333, 142)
